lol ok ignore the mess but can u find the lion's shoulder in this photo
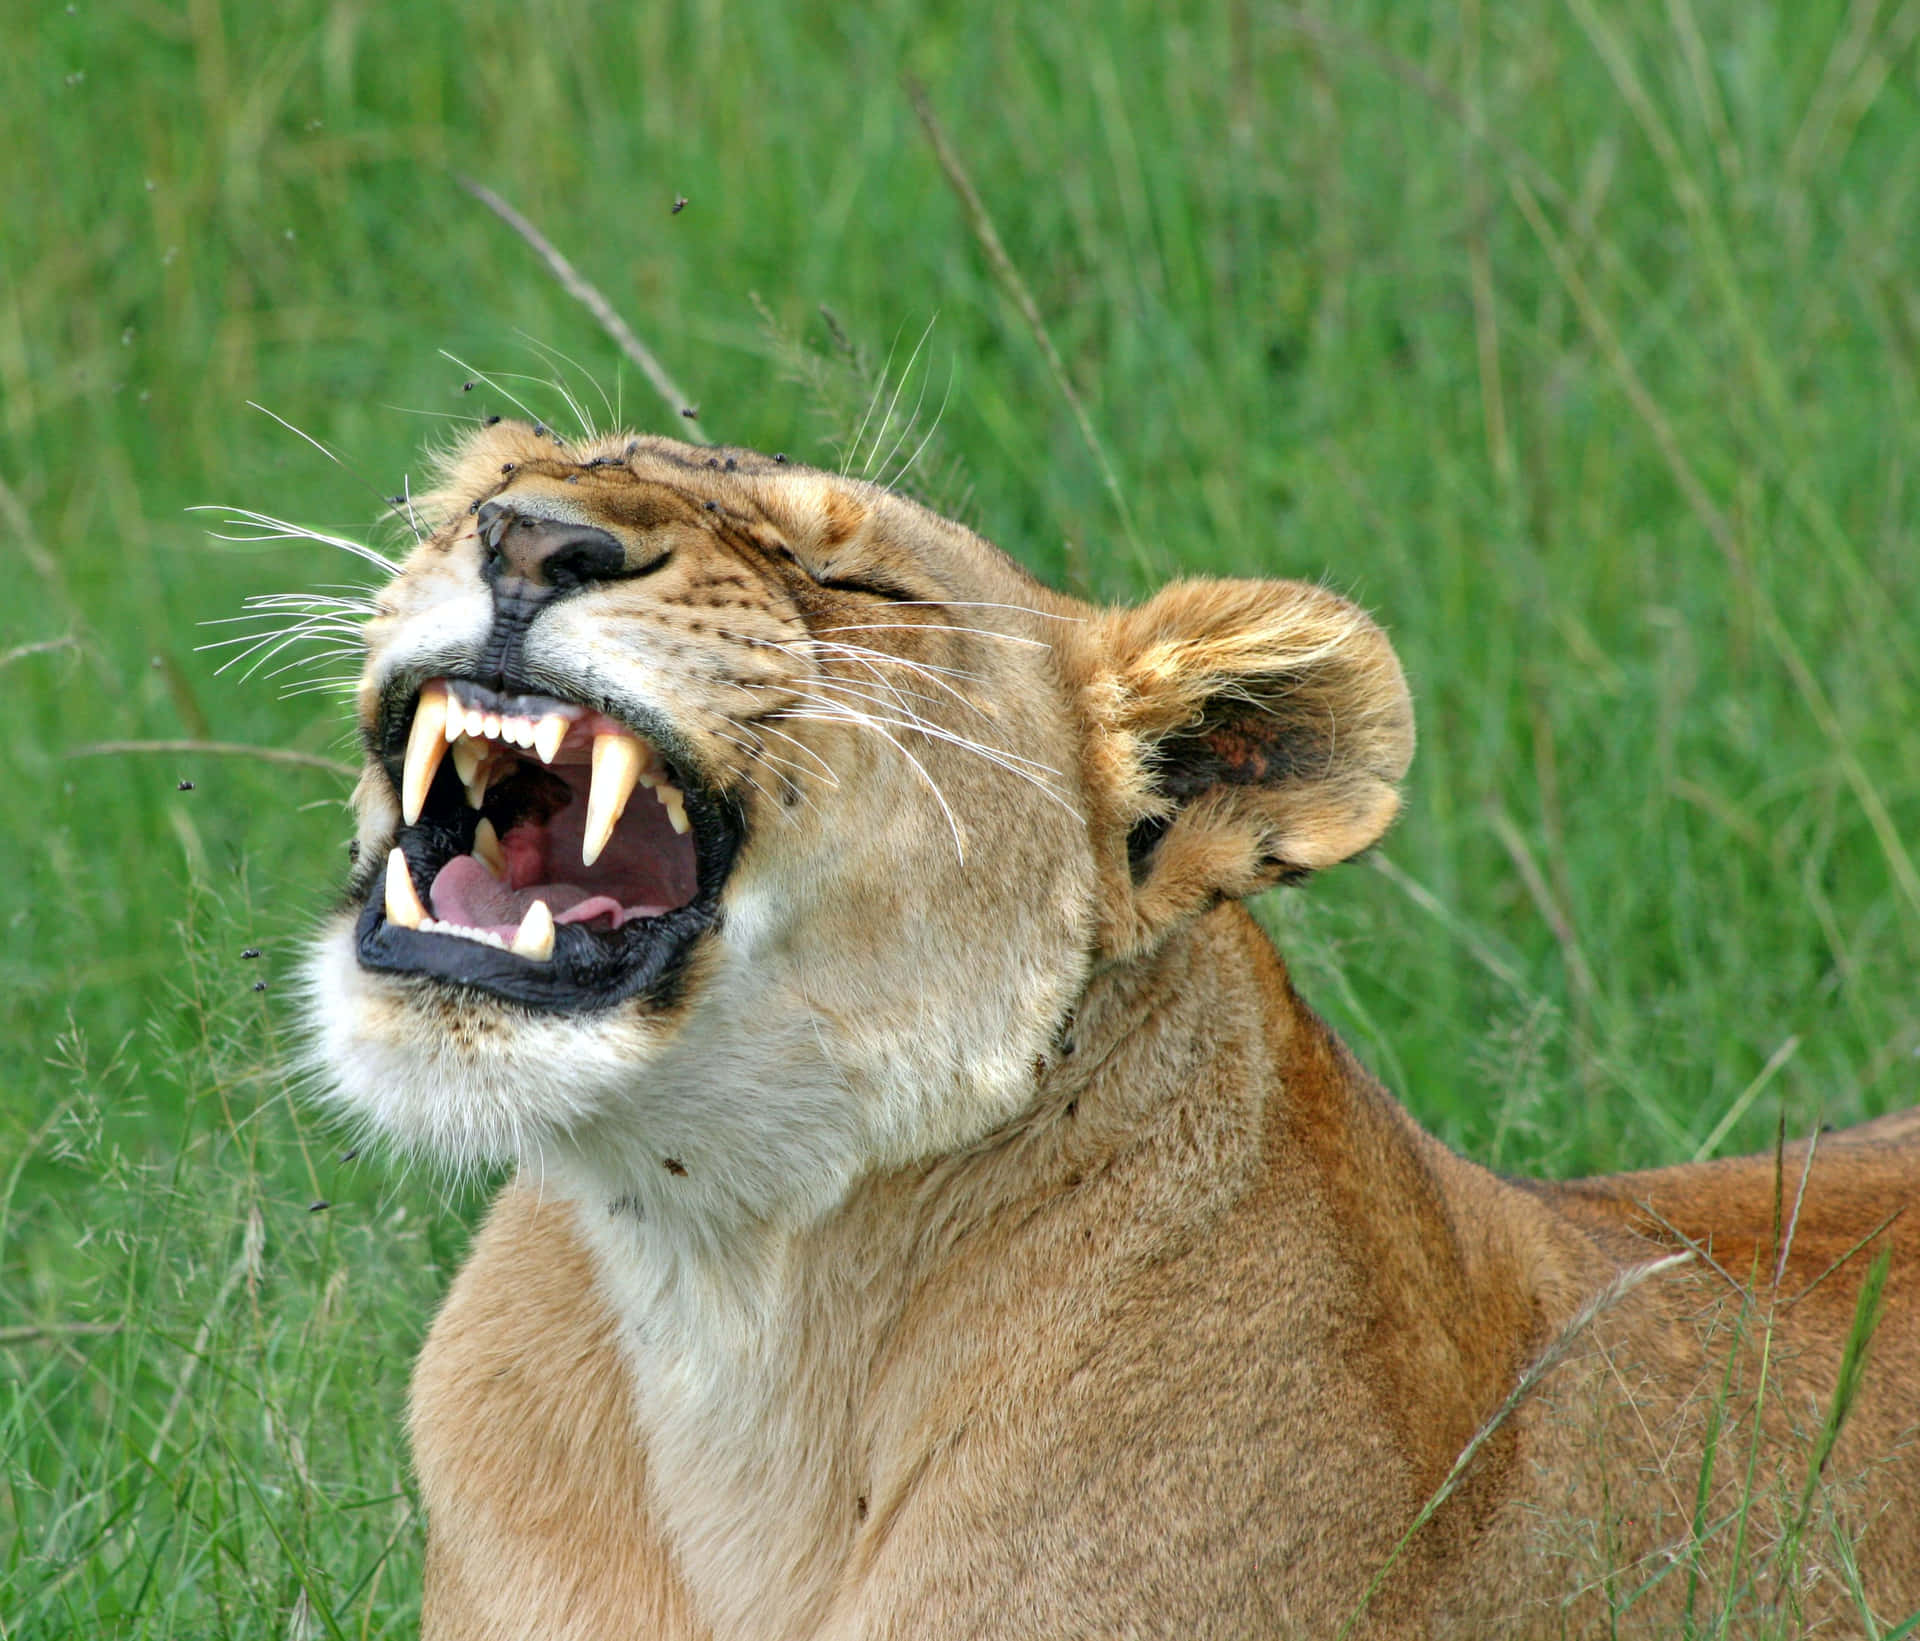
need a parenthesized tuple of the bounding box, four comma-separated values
(411, 1187, 702, 1638)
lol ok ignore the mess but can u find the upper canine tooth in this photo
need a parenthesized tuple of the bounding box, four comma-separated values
(532, 713, 569, 765)
(384, 847, 427, 929)
(510, 898, 555, 961)
(582, 732, 644, 866)
(402, 683, 450, 825)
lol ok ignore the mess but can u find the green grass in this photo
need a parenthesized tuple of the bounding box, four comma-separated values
(4, 0, 1917, 1632)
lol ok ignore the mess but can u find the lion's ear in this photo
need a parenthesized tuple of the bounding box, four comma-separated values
(1082, 579, 1414, 957)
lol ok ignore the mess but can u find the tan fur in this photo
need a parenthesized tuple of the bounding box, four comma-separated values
(310, 427, 1920, 1638)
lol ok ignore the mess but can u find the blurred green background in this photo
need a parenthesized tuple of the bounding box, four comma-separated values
(4, 0, 1917, 1632)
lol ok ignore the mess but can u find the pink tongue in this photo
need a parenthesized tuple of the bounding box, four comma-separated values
(428, 854, 634, 935)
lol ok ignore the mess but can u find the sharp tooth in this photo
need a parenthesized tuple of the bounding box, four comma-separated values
(401, 683, 450, 825)
(384, 848, 426, 929)
(657, 783, 690, 835)
(583, 732, 643, 866)
(464, 755, 491, 809)
(450, 734, 483, 787)
(533, 713, 569, 764)
(472, 816, 506, 880)
(510, 898, 555, 961)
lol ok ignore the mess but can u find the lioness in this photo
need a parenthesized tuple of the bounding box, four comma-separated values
(310, 422, 1920, 1638)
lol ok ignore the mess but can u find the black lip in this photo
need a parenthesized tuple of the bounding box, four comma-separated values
(353, 675, 744, 1013)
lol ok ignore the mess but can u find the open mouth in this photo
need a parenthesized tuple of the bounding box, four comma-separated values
(354, 677, 742, 1010)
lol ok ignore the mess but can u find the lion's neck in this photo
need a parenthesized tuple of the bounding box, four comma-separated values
(557, 903, 1495, 1641)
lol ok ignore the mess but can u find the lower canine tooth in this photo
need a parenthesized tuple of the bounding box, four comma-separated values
(401, 683, 450, 825)
(472, 816, 506, 879)
(450, 735, 483, 788)
(583, 732, 644, 866)
(511, 898, 555, 961)
(384, 848, 426, 929)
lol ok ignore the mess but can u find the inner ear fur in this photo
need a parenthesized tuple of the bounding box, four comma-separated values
(1082, 578, 1414, 956)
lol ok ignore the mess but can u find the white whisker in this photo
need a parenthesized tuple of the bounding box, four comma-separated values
(475, 367, 592, 442)
(797, 640, 986, 686)
(774, 702, 965, 860)
(844, 324, 908, 477)
(707, 727, 816, 816)
(778, 681, 1073, 811)
(815, 622, 1052, 649)
(862, 316, 938, 481)
(399, 473, 424, 544)
(261, 645, 363, 680)
(244, 401, 420, 541)
(247, 400, 345, 468)
(802, 657, 946, 718)
(724, 732, 832, 792)
(854, 600, 1084, 621)
(376, 402, 496, 424)
(201, 589, 378, 620)
(747, 719, 844, 787)
(204, 624, 322, 669)
(514, 331, 619, 430)
(198, 610, 366, 643)
(439, 351, 545, 429)
(881, 362, 955, 496)
(797, 688, 1063, 781)
(197, 622, 364, 652)
(279, 676, 361, 698)
(235, 629, 349, 683)
(788, 673, 957, 733)
(801, 640, 994, 723)
(190, 507, 401, 575)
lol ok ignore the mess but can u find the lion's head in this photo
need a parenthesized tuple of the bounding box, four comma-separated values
(309, 424, 1412, 1229)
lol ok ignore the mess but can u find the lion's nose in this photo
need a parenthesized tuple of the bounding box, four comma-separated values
(476, 501, 626, 593)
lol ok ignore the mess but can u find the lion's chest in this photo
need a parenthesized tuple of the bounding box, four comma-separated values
(581, 1212, 870, 1641)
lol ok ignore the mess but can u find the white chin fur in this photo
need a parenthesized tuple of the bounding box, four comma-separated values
(300, 908, 909, 1230)
(302, 901, 1047, 1240)
(302, 915, 649, 1169)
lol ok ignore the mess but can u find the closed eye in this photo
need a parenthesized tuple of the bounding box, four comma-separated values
(813, 571, 913, 601)
(763, 540, 914, 601)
